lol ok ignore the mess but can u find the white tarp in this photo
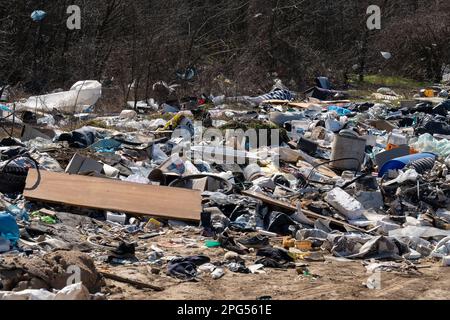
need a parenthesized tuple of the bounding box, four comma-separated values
(0, 283, 90, 300)
(14, 80, 101, 113)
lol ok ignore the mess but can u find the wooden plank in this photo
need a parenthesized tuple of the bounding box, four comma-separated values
(262, 99, 291, 105)
(241, 190, 367, 233)
(263, 99, 351, 106)
(294, 160, 338, 179)
(316, 166, 338, 178)
(24, 169, 202, 221)
(316, 100, 351, 104)
(264, 101, 341, 109)
(100, 271, 164, 291)
(287, 102, 321, 109)
(414, 97, 445, 105)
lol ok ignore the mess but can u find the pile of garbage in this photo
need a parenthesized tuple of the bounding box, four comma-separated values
(0, 78, 450, 299)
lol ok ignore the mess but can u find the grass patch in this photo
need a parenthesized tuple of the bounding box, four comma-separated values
(350, 74, 431, 88)
(83, 119, 110, 129)
(219, 120, 278, 131)
(219, 120, 289, 144)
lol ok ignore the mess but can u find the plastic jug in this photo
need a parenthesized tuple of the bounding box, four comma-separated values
(331, 130, 367, 171)
(388, 132, 408, 146)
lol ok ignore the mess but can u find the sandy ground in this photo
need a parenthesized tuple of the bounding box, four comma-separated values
(104, 261, 450, 300)
(98, 230, 450, 300)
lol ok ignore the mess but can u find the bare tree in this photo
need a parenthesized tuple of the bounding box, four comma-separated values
(0, 0, 448, 100)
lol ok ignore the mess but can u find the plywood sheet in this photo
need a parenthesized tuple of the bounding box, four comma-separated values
(24, 169, 202, 221)
(263, 100, 351, 109)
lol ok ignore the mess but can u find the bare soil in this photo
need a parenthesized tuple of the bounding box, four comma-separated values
(99, 230, 450, 300)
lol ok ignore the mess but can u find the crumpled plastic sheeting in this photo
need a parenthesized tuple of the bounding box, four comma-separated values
(436, 209, 450, 224)
(111, 118, 167, 131)
(365, 261, 416, 274)
(31, 151, 64, 172)
(431, 236, 450, 258)
(31, 10, 47, 22)
(167, 255, 210, 281)
(296, 229, 329, 241)
(393, 236, 433, 258)
(0, 283, 90, 300)
(15, 81, 101, 113)
(411, 134, 450, 157)
(90, 139, 122, 153)
(122, 174, 150, 185)
(327, 234, 409, 259)
(24, 138, 63, 152)
(389, 226, 450, 239)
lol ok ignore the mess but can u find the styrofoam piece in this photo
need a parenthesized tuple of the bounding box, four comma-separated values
(106, 211, 127, 225)
(325, 187, 364, 220)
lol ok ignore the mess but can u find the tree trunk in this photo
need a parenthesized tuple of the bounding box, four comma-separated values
(358, 31, 369, 82)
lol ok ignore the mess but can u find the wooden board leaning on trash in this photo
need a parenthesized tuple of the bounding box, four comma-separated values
(99, 271, 164, 291)
(241, 190, 367, 233)
(23, 169, 202, 222)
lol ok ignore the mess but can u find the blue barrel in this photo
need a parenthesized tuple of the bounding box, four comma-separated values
(378, 153, 436, 177)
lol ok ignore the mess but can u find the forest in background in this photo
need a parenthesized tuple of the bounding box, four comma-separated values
(0, 0, 449, 103)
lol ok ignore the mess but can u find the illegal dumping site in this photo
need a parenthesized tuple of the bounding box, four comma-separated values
(0, 76, 450, 300)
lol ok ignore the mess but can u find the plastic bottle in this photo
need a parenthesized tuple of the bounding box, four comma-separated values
(387, 132, 408, 146)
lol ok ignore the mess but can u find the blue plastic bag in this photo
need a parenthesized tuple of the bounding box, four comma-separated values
(6, 204, 29, 222)
(0, 104, 12, 112)
(31, 10, 47, 22)
(328, 105, 352, 116)
(0, 212, 20, 245)
(90, 139, 122, 153)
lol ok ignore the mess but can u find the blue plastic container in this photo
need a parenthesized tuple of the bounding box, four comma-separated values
(378, 153, 436, 177)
